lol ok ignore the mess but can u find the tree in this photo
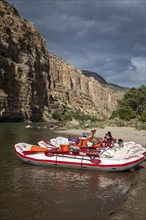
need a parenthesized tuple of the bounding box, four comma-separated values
(111, 85, 146, 121)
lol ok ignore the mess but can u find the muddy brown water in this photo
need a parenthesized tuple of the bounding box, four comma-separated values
(0, 123, 140, 220)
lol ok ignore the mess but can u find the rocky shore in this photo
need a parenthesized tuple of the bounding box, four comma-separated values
(54, 126, 146, 220)
(109, 161, 146, 220)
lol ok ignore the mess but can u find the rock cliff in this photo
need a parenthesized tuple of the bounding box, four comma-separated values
(0, 0, 126, 122)
(49, 54, 125, 117)
(0, 0, 52, 121)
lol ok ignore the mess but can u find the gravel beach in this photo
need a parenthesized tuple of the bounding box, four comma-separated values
(54, 126, 146, 220)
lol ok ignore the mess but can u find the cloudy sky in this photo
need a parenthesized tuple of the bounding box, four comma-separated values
(7, 0, 145, 88)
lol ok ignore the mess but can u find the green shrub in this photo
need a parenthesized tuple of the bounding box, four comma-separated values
(52, 112, 62, 121)
(110, 110, 120, 119)
(136, 124, 146, 130)
(139, 111, 146, 122)
(62, 114, 72, 121)
(111, 85, 146, 121)
(119, 108, 136, 121)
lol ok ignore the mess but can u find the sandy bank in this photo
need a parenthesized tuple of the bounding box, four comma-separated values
(54, 126, 146, 147)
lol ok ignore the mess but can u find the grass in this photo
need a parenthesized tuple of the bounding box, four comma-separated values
(136, 124, 146, 130)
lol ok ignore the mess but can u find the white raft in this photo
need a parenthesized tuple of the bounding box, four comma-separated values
(14, 142, 145, 172)
(38, 138, 146, 157)
(123, 141, 146, 156)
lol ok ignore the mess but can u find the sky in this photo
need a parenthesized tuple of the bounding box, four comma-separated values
(7, 0, 146, 88)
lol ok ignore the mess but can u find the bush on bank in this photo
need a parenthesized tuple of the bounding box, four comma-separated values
(111, 85, 146, 122)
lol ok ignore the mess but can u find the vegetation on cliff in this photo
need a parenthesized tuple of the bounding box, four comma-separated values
(111, 85, 146, 122)
(52, 109, 98, 122)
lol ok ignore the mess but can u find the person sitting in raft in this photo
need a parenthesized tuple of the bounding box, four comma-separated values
(89, 130, 105, 147)
(118, 139, 124, 147)
(104, 131, 113, 146)
(88, 129, 96, 141)
(78, 130, 97, 148)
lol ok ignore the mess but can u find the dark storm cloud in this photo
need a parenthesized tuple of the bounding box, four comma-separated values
(7, 0, 146, 87)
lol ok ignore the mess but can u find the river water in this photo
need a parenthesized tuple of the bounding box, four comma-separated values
(0, 123, 138, 220)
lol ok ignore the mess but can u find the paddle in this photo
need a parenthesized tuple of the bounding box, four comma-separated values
(98, 146, 111, 156)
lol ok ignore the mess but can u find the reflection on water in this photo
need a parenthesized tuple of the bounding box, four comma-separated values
(0, 123, 137, 220)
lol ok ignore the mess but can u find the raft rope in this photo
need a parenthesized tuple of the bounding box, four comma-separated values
(80, 155, 84, 170)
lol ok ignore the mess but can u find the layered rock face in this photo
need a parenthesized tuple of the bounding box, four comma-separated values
(0, 0, 52, 121)
(49, 55, 125, 118)
(0, 0, 125, 122)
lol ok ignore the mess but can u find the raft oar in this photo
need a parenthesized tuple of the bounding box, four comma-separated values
(22, 150, 48, 155)
(22, 149, 68, 155)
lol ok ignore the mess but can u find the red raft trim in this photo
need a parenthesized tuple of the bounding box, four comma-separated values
(15, 150, 144, 168)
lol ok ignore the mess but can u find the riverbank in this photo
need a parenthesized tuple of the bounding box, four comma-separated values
(109, 161, 146, 220)
(54, 126, 146, 220)
(54, 126, 146, 146)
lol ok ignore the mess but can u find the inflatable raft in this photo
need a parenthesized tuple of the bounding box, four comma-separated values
(14, 141, 145, 172)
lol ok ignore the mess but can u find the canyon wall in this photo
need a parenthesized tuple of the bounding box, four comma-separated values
(49, 55, 125, 118)
(0, 0, 125, 122)
(0, 0, 52, 121)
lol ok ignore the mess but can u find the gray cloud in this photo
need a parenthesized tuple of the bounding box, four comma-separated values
(7, 0, 146, 88)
